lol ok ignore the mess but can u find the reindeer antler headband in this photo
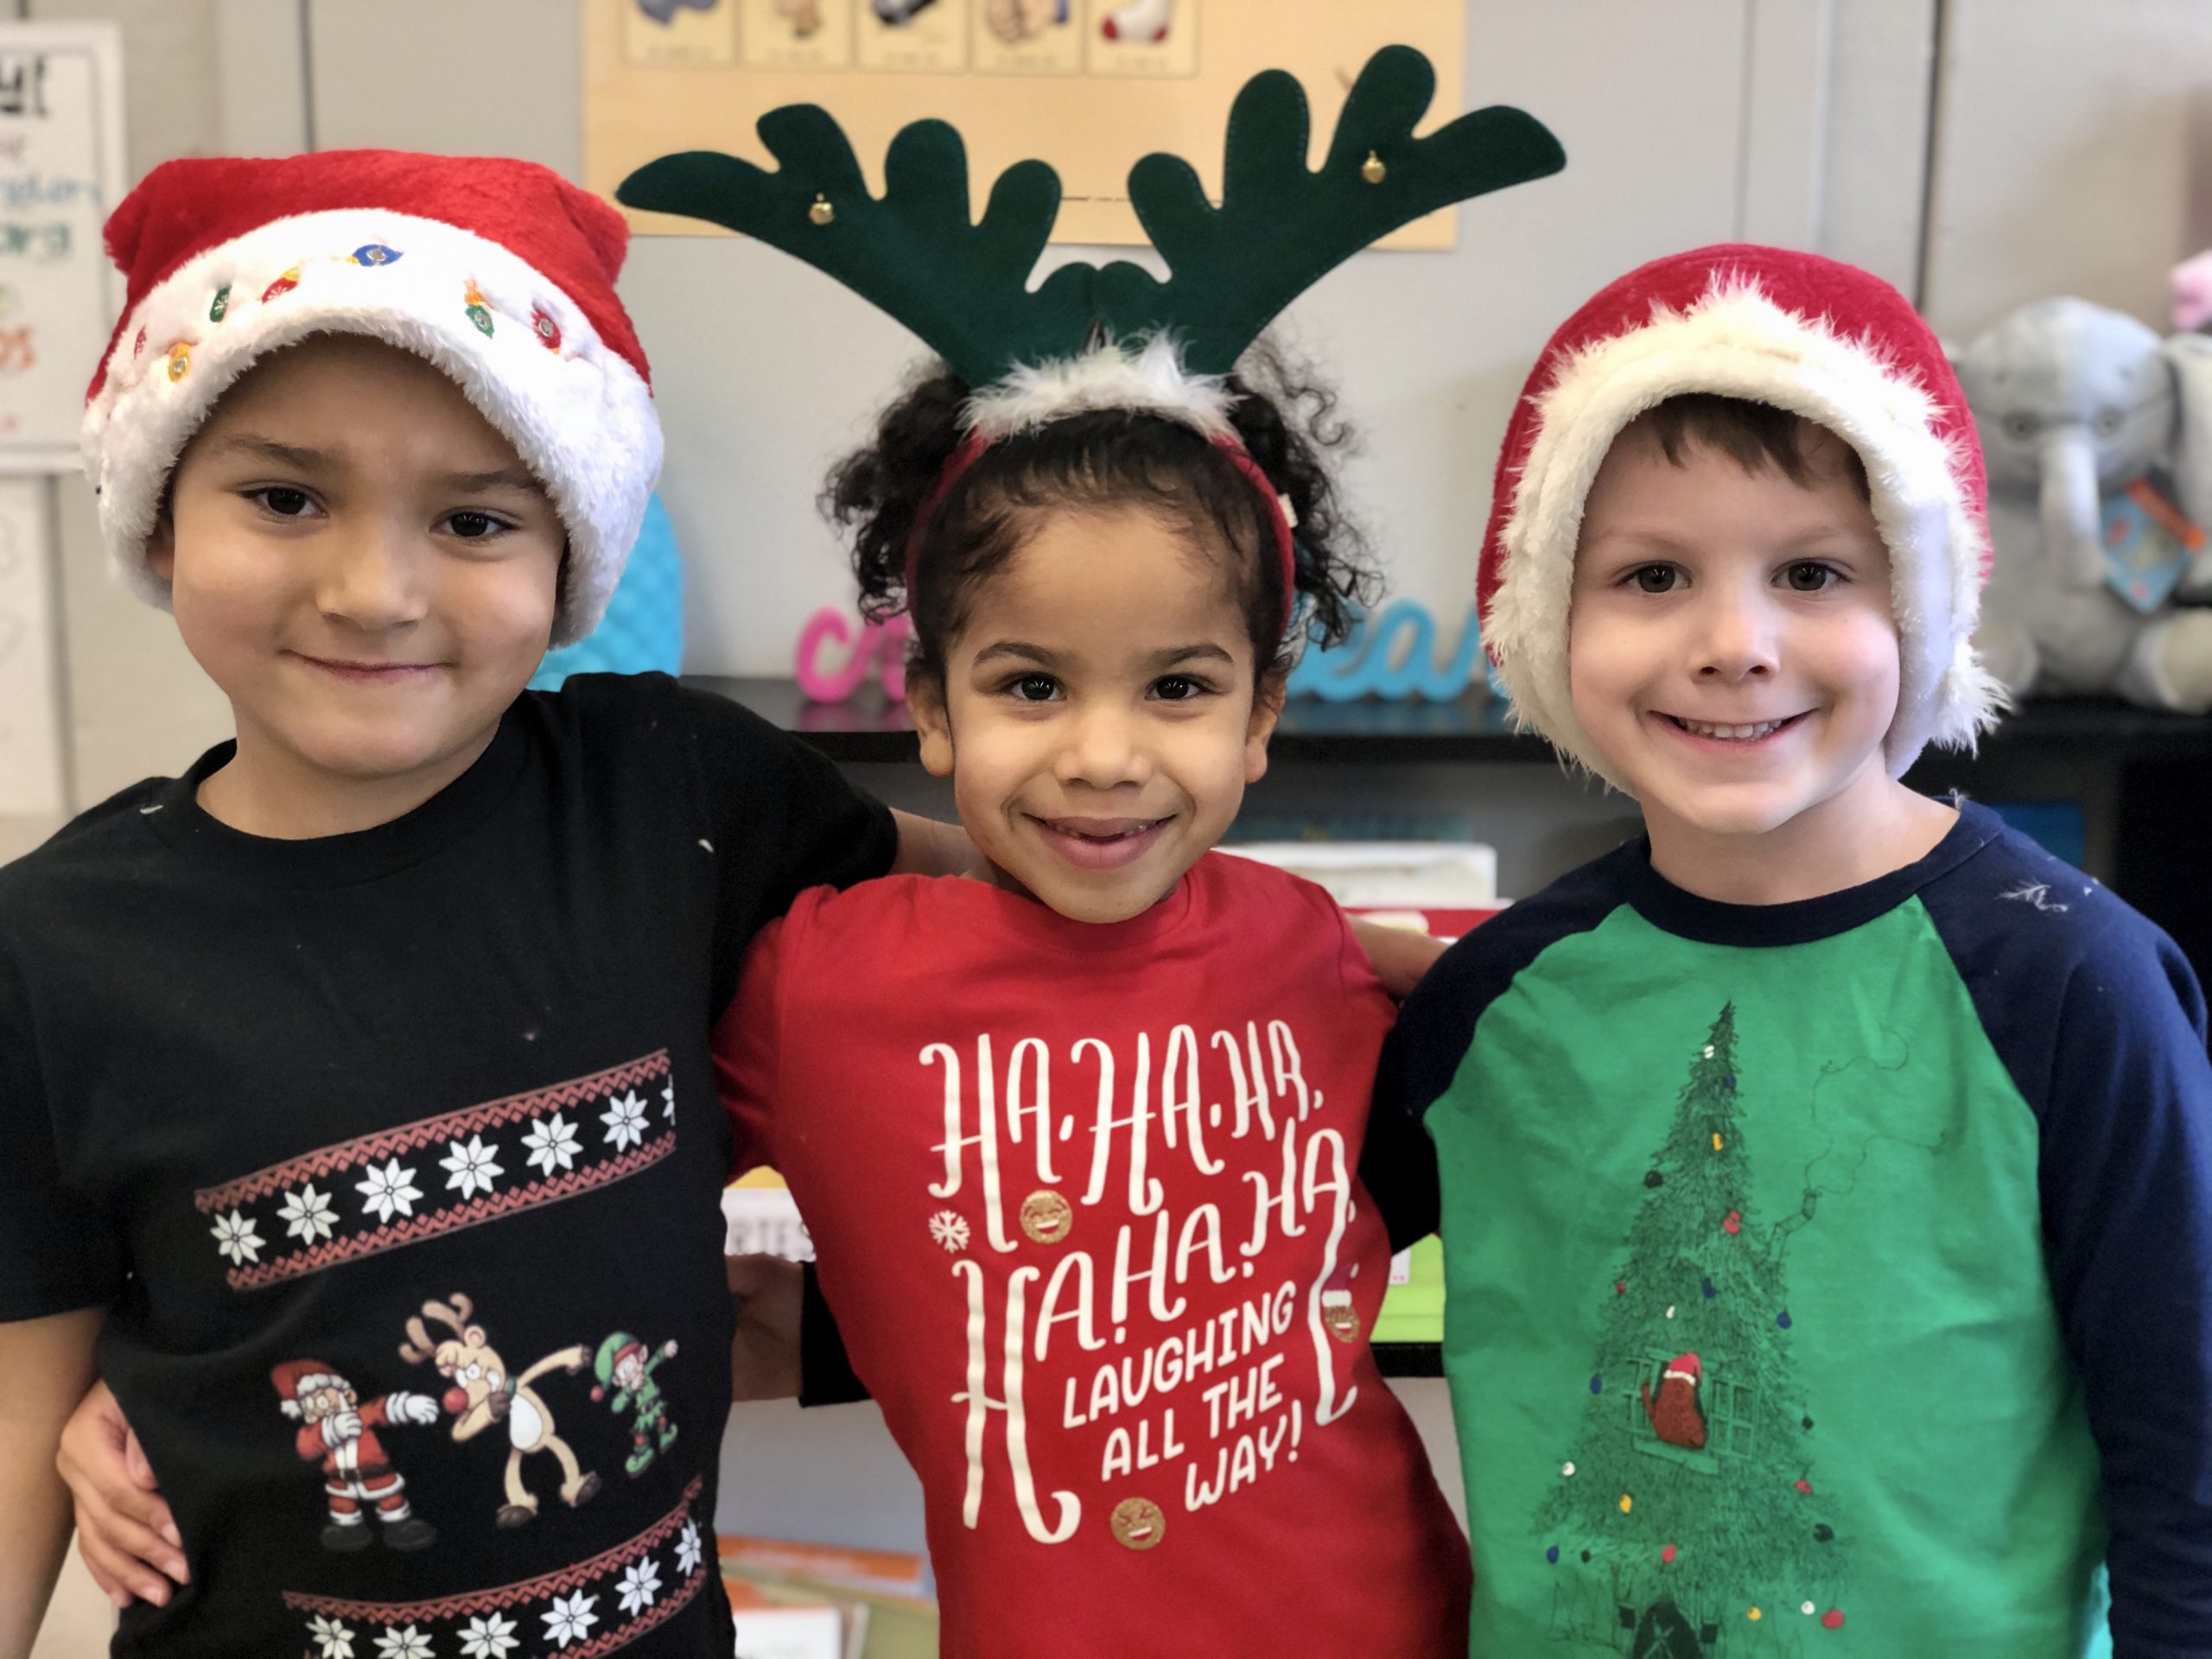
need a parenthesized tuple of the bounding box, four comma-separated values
(619, 46, 1565, 608)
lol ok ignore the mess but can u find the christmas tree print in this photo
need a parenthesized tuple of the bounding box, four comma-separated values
(1534, 1005, 1848, 1655)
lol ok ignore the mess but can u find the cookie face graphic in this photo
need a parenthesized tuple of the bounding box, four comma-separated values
(1020, 1188, 1073, 1245)
(1109, 1497, 1166, 1551)
(1322, 1296, 1359, 1344)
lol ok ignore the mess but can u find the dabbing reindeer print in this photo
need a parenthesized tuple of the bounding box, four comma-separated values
(397, 1293, 601, 1527)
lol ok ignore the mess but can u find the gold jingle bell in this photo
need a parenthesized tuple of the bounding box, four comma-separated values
(1360, 149, 1387, 185)
(808, 194, 836, 227)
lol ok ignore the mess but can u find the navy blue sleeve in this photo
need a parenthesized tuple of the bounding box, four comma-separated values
(1369, 853, 1629, 1253)
(1924, 830, 2212, 1656)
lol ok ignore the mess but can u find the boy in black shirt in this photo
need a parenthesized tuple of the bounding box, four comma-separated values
(0, 149, 963, 1657)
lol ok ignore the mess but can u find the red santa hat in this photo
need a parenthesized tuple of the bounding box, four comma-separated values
(1477, 245, 2000, 788)
(1662, 1352, 1702, 1385)
(81, 149, 663, 647)
(271, 1357, 345, 1417)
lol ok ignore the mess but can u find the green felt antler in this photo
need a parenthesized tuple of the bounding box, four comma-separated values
(1099, 45, 1567, 372)
(617, 105, 1095, 388)
(616, 46, 1565, 389)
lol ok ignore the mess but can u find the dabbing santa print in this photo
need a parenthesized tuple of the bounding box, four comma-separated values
(271, 1358, 442, 1551)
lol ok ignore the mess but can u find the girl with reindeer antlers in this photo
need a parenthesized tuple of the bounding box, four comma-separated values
(46, 48, 1563, 1657)
(642, 45, 1557, 1658)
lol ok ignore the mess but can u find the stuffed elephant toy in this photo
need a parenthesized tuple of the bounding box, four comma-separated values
(1954, 297, 2212, 711)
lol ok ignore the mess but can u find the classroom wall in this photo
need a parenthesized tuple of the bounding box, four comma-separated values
(17, 0, 2212, 1616)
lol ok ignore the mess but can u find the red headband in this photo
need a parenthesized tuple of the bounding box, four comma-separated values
(901, 429, 1300, 632)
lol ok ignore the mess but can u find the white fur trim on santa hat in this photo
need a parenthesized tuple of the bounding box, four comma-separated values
(81, 208, 663, 647)
(1487, 279, 2004, 790)
(963, 334, 1240, 443)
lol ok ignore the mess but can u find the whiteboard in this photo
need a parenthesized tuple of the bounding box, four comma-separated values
(0, 22, 124, 474)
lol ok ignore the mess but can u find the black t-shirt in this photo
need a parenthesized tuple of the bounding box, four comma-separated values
(0, 673, 894, 1657)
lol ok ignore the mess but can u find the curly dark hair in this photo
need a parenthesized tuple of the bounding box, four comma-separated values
(821, 338, 1377, 688)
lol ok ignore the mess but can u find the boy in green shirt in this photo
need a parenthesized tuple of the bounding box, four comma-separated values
(1374, 245, 2212, 1656)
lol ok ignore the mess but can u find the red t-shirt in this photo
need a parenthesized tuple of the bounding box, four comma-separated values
(716, 853, 1470, 1657)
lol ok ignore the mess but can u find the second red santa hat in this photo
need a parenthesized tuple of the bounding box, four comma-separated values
(1477, 244, 2001, 789)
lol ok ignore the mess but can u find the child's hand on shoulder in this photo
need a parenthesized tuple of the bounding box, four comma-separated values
(1350, 916, 1447, 1000)
(56, 1380, 184, 1609)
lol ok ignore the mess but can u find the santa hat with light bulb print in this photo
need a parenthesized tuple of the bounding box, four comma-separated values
(1477, 244, 2004, 791)
(80, 149, 663, 647)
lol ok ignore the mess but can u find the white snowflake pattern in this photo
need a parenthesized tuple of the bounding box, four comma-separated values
(356, 1159, 423, 1225)
(541, 1590, 599, 1649)
(617, 1554, 663, 1616)
(458, 1611, 519, 1658)
(601, 1090, 648, 1151)
(307, 1614, 357, 1659)
(373, 1625, 434, 1659)
(928, 1210, 970, 1254)
(675, 1519, 702, 1577)
(276, 1183, 338, 1243)
(210, 1208, 264, 1266)
(661, 1080, 677, 1122)
(522, 1112, 581, 1177)
(439, 1134, 505, 1199)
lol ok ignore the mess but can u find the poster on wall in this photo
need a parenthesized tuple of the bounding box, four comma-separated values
(0, 22, 124, 472)
(0, 22, 122, 821)
(583, 0, 1466, 246)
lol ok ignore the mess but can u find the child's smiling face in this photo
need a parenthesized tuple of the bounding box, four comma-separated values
(149, 334, 566, 823)
(1567, 417, 1902, 847)
(911, 504, 1280, 924)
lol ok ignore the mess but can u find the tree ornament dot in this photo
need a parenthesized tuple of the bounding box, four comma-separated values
(1795, 1478, 1812, 1495)
(1661, 1543, 1676, 1563)
(1712, 1132, 1725, 1151)
(1591, 1374, 1604, 1394)
(1619, 1494, 1633, 1514)
(1546, 1545, 1560, 1564)
(1666, 1305, 1676, 1319)
(1803, 1414, 1815, 1431)
(1821, 1610, 1847, 1630)
(1562, 1461, 1576, 1478)
(1802, 1602, 1816, 1617)
(1723, 1210, 1743, 1235)
(1703, 1046, 1714, 1058)
(1701, 1276, 1716, 1300)
(1643, 1169, 1664, 1189)
(1580, 1550, 1592, 1563)
(1813, 1523, 1835, 1543)
(1747, 1607, 1763, 1623)
(1777, 1310, 1793, 1329)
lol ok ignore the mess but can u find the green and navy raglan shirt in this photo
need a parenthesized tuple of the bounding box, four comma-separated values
(1372, 801, 2212, 1658)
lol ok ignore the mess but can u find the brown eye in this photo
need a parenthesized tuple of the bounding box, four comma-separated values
(1012, 674, 1058, 702)
(256, 486, 312, 517)
(1633, 565, 1679, 594)
(1783, 562, 1835, 592)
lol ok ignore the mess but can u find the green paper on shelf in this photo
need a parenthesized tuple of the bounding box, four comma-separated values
(1373, 1235, 1446, 1345)
(617, 45, 1564, 387)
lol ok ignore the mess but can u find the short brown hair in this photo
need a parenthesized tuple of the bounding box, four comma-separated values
(1629, 393, 1869, 499)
